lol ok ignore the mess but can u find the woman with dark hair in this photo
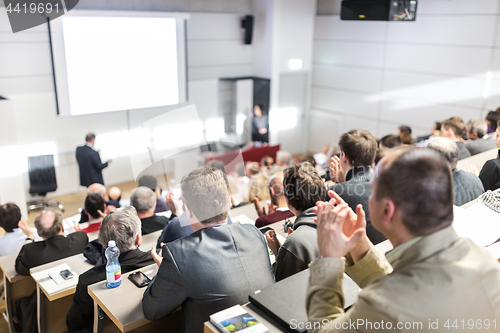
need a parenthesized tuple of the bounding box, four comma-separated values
(251, 104, 269, 144)
(485, 110, 500, 133)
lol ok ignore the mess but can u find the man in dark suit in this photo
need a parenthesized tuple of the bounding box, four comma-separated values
(130, 187, 170, 235)
(328, 129, 386, 244)
(66, 207, 155, 333)
(14, 209, 88, 333)
(76, 133, 111, 187)
(142, 166, 274, 333)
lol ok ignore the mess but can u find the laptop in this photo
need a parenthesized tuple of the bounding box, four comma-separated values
(249, 268, 360, 333)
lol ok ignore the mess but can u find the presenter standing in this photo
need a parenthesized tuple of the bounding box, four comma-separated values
(251, 104, 269, 144)
(76, 133, 111, 187)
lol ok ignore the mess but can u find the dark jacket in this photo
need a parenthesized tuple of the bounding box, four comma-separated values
(328, 166, 386, 245)
(156, 214, 233, 248)
(251, 115, 269, 143)
(76, 145, 108, 187)
(67, 249, 154, 333)
(273, 208, 318, 282)
(154, 199, 169, 213)
(479, 149, 500, 191)
(15, 231, 89, 275)
(255, 209, 295, 228)
(14, 231, 89, 333)
(141, 214, 169, 235)
(143, 223, 274, 333)
(453, 169, 484, 206)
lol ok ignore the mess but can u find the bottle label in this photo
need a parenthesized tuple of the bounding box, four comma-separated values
(106, 268, 121, 283)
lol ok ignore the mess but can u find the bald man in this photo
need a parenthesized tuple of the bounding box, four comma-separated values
(79, 183, 120, 223)
(253, 172, 294, 228)
(14, 209, 88, 333)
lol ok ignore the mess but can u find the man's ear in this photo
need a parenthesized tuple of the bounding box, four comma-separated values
(135, 233, 142, 248)
(269, 186, 275, 197)
(382, 199, 396, 226)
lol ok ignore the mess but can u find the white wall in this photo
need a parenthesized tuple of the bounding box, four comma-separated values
(0, 9, 255, 211)
(309, 0, 500, 152)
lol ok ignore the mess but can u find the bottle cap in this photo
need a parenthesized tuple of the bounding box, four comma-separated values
(108, 240, 116, 247)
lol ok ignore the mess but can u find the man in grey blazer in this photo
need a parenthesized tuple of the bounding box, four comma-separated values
(465, 119, 497, 156)
(142, 166, 274, 333)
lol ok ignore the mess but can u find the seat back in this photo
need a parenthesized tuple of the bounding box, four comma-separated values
(28, 155, 57, 195)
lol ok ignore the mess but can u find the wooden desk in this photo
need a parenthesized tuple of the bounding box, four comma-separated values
(30, 254, 94, 333)
(88, 264, 182, 333)
(0, 253, 35, 333)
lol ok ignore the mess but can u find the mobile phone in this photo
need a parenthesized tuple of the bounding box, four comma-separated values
(259, 227, 273, 234)
(60, 269, 74, 280)
(128, 271, 151, 288)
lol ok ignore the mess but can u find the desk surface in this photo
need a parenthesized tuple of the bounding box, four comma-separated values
(30, 253, 93, 301)
(139, 229, 162, 252)
(88, 263, 161, 332)
(228, 203, 259, 222)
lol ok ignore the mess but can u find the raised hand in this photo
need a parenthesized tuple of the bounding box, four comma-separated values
(151, 244, 164, 267)
(253, 197, 266, 216)
(265, 230, 281, 257)
(330, 156, 345, 183)
(165, 192, 178, 215)
(18, 220, 34, 239)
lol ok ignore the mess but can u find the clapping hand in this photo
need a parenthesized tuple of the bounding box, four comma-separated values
(151, 244, 164, 267)
(330, 156, 345, 183)
(265, 230, 281, 257)
(165, 192, 178, 215)
(253, 197, 266, 216)
(313, 190, 368, 259)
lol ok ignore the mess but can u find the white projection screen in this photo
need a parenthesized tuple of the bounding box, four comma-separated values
(50, 10, 189, 116)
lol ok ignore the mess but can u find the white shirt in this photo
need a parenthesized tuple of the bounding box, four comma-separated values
(0, 228, 41, 256)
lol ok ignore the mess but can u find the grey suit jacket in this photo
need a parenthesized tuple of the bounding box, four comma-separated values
(142, 222, 275, 333)
(465, 137, 497, 156)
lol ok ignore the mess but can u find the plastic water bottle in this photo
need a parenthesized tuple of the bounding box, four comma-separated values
(105, 240, 121, 288)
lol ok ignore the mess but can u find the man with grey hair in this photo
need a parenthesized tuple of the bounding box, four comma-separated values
(67, 207, 154, 333)
(465, 119, 497, 155)
(143, 166, 274, 333)
(14, 209, 88, 333)
(427, 137, 484, 206)
(130, 186, 169, 235)
(276, 150, 292, 167)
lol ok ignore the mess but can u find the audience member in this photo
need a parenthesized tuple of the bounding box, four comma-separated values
(66, 207, 155, 333)
(253, 172, 294, 228)
(427, 137, 484, 206)
(78, 193, 105, 233)
(107, 186, 122, 208)
(486, 110, 500, 134)
(306, 147, 500, 332)
(416, 121, 441, 142)
(248, 172, 270, 203)
(79, 183, 116, 223)
(379, 134, 402, 148)
(465, 119, 497, 155)
(374, 148, 389, 166)
(142, 166, 274, 333)
(137, 175, 169, 213)
(245, 161, 260, 179)
(15, 209, 88, 333)
(130, 186, 169, 235)
(328, 129, 386, 244)
(479, 121, 500, 191)
(265, 162, 325, 281)
(441, 116, 471, 160)
(398, 125, 413, 145)
(0, 203, 41, 256)
(260, 155, 274, 172)
(276, 150, 292, 167)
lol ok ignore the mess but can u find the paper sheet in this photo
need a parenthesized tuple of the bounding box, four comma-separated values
(452, 203, 500, 247)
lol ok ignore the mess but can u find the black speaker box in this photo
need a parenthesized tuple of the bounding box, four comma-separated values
(241, 15, 254, 44)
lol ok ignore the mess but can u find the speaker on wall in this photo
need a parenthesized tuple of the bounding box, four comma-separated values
(241, 15, 254, 44)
